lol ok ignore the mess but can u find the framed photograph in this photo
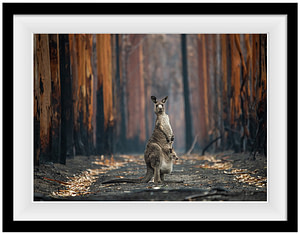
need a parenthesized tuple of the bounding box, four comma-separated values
(2, 2, 297, 232)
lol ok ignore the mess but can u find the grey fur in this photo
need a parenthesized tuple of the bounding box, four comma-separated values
(102, 96, 177, 184)
(144, 96, 176, 183)
(151, 96, 174, 144)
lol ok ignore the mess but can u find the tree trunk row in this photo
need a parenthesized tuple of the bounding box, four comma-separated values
(187, 34, 267, 155)
(34, 34, 267, 165)
(34, 34, 113, 165)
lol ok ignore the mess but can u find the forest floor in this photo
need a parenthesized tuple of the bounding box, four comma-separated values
(34, 151, 267, 201)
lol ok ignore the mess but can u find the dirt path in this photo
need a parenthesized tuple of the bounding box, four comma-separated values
(34, 152, 267, 201)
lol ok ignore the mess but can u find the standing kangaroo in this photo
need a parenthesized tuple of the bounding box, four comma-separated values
(151, 96, 174, 146)
(102, 96, 177, 184)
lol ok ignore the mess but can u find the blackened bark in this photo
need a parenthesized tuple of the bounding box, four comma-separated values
(181, 34, 193, 152)
(34, 117, 40, 165)
(96, 86, 105, 154)
(115, 34, 126, 152)
(59, 34, 74, 163)
(48, 34, 61, 163)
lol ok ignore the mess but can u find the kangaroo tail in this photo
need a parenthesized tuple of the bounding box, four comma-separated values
(102, 178, 141, 184)
(102, 167, 154, 184)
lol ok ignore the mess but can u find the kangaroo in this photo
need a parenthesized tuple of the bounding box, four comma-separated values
(102, 96, 177, 184)
(151, 96, 174, 145)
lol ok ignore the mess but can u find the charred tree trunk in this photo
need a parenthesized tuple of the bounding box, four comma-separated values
(34, 35, 41, 165)
(114, 34, 127, 152)
(84, 35, 96, 155)
(96, 34, 115, 156)
(59, 34, 74, 163)
(69, 34, 84, 155)
(48, 34, 61, 163)
(197, 34, 211, 149)
(35, 34, 52, 163)
(229, 34, 242, 152)
(251, 34, 267, 158)
(181, 34, 193, 152)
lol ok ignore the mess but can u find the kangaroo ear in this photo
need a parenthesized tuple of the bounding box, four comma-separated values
(161, 96, 168, 103)
(151, 96, 157, 103)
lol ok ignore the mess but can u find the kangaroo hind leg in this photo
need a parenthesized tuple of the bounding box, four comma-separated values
(150, 154, 162, 184)
(153, 166, 162, 183)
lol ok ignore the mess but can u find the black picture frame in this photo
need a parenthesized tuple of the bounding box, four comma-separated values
(2, 2, 297, 232)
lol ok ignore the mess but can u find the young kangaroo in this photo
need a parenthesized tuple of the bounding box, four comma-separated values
(102, 96, 177, 184)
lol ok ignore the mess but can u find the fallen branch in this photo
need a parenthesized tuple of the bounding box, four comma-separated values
(184, 191, 240, 201)
(202, 136, 222, 155)
(184, 188, 235, 201)
(43, 177, 70, 186)
(186, 135, 198, 155)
